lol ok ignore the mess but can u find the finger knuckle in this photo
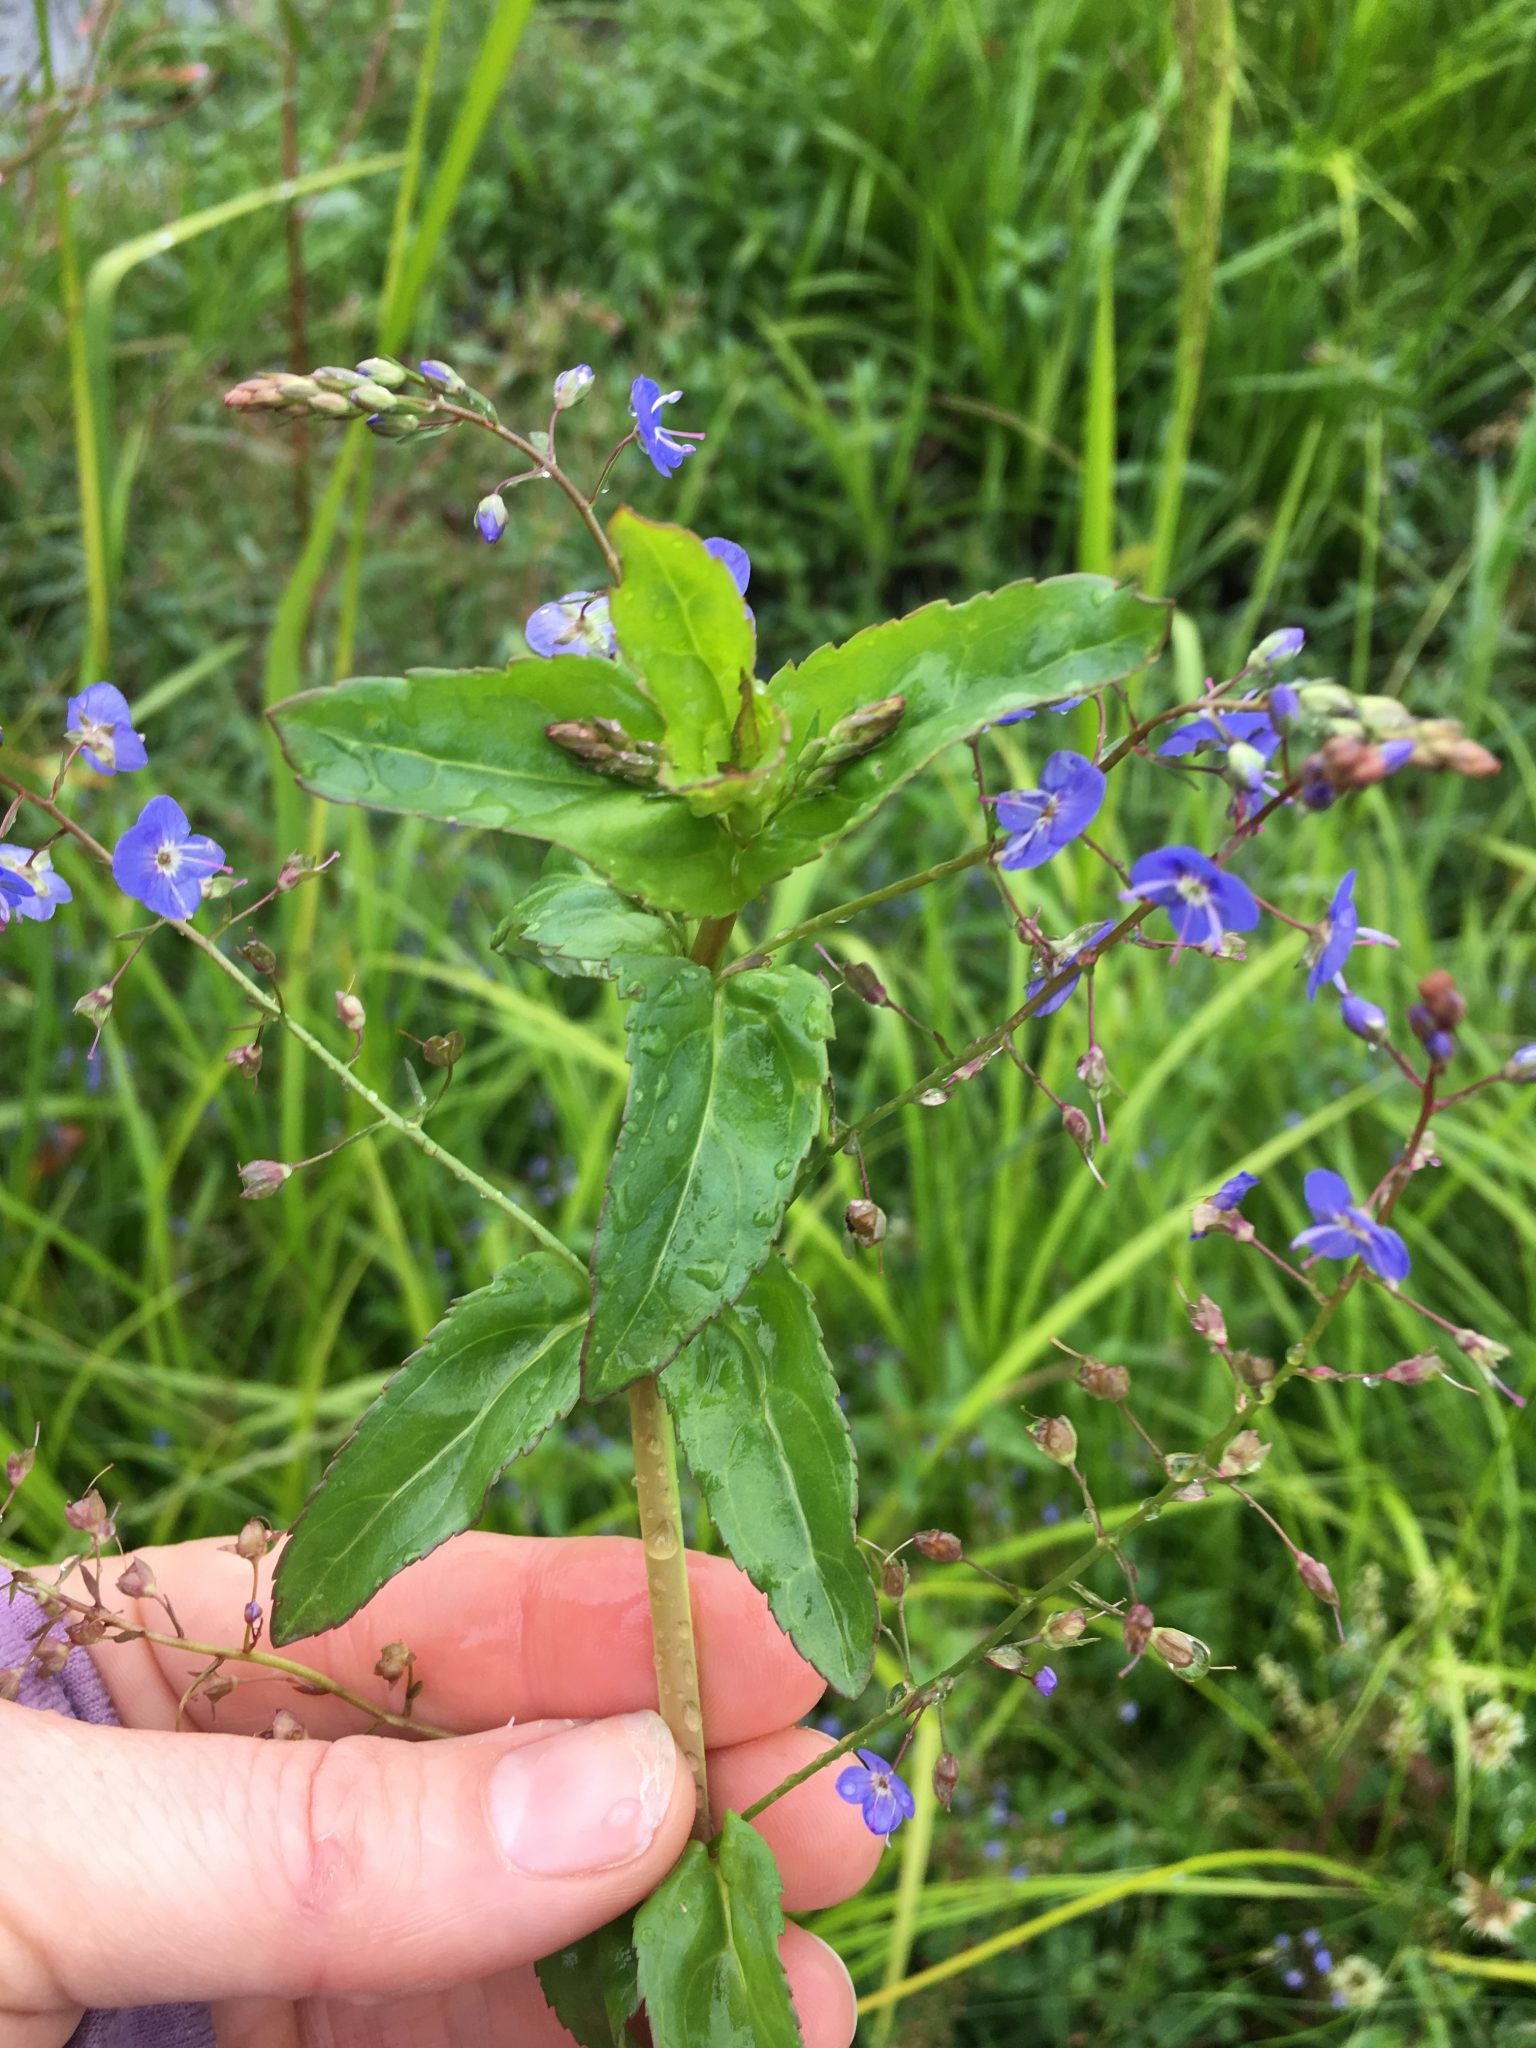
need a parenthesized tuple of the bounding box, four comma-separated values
(271, 1737, 402, 1994)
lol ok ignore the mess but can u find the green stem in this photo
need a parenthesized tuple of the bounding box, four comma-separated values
(439, 402, 622, 581)
(0, 774, 582, 1277)
(629, 1376, 711, 1837)
(758, 844, 993, 957)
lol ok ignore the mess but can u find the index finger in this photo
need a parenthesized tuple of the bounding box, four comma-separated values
(97, 1532, 832, 1748)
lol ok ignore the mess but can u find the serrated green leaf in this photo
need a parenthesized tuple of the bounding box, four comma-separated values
(634, 1815, 803, 2048)
(492, 851, 682, 980)
(271, 1252, 586, 1645)
(534, 1914, 639, 2047)
(608, 510, 755, 791)
(271, 574, 1164, 917)
(665, 1259, 875, 1696)
(583, 960, 832, 1399)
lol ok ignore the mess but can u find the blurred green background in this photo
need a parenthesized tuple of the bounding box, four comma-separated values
(3, 0, 1535, 2038)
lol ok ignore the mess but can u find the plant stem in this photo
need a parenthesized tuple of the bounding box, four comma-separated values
(628, 1375, 711, 1837)
(438, 402, 622, 581)
(757, 843, 992, 957)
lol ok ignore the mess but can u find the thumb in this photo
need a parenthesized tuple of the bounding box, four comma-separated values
(2, 1704, 689, 2020)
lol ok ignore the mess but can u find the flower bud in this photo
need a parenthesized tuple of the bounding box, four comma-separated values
(1224, 741, 1269, 794)
(375, 1641, 416, 1684)
(1431, 736, 1501, 777)
(238, 1159, 292, 1201)
(417, 358, 465, 393)
(1296, 1551, 1340, 1616)
(225, 1041, 263, 1081)
(276, 849, 338, 893)
(4, 1444, 35, 1491)
(842, 960, 888, 1006)
(201, 1673, 236, 1706)
(356, 356, 408, 388)
(244, 1600, 263, 1631)
(1150, 1627, 1211, 1681)
(0, 1667, 24, 1703)
(475, 492, 509, 544)
(1186, 1294, 1228, 1349)
(230, 1517, 273, 1562)
(365, 410, 421, 440)
(1268, 682, 1302, 731)
(422, 1030, 464, 1069)
(1296, 681, 1357, 718)
(913, 1529, 963, 1562)
(311, 365, 366, 393)
(335, 990, 366, 1043)
(844, 1198, 887, 1249)
(1075, 1045, 1112, 1099)
(985, 1644, 1028, 1673)
(309, 390, 354, 417)
(553, 363, 595, 410)
(932, 1750, 959, 1810)
(1044, 1608, 1087, 1645)
(116, 1557, 157, 1601)
(1028, 1415, 1077, 1466)
(1121, 1602, 1154, 1670)
(1074, 1356, 1129, 1401)
(33, 1636, 70, 1679)
(67, 1616, 111, 1647)
(1454, 1329, 1510, 1374)
(1249, 627, 1305, 666)
(1501, 1044, 1536, 1084)
(1417, 969, 1466, 1031)
(1218, 1428, 1271, 1477)
(238, 938, 278, 977)
(1317, 734, 1390, 791)
(266, 1708, 308, 1740)
(1406, 1004, 1455, 1061)
(1385, 1351, 1441, 1385)
(64, 1489, 115, 1542)
(881, 1558, 909, 1600)
(1231, 1348, 1276, 1393)
(1339, 992, 1389, 1046)
(349, 379, 400, 412)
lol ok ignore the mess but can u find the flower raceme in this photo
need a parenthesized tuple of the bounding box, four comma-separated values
(994, 750, 1105, 871)
(1290, 1169, 1410, 1286)
(1123, 846, 1260, 953)
(111, 796, 226, 920)
(835, 1750, 916, 1841)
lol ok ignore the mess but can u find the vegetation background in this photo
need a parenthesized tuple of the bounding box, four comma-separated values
(3, 0, 1535, 2038)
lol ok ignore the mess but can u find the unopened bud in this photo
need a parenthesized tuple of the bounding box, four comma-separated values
(267, 1708, 308, 1740)
(1296, 681, 1358, 719)
(1231, 1348, 1276, 1393)
(842, 960, 888, 1006)
(238, 1159, 293, 1201)
(64, 1489, 115, 1542)
(1218, 1429, 1271, 1477)
(356, 356, 408, 388)
(225, 1040, 263, 1081)
(1224, 740, 1269, 794)
(881, 1558, 909, 1600)
(238, 938, 278, 976)
(230, 1517, 273, 1562)
(66, 1617, 111, 1647)
(116, 1557, 157, 1601)
(1407, 1003, 1456, 1061)
(1028, 1415, 1077, 1466)
(985, 1644, 1028, 1673)
(1501, 1044, 1536, 1084)
(1268, 681, 1302, 732)
(4, 1445, 35, 1491)
(1385, 1351, 1442, 1385)
(416, 358, 465, 393)
(1186, 1294, 1228, 1348)
(932, 1750, 959, 1810)
(1075, 1045, 1112, 1099)
(33, 1637, 70, 1679)
(553, 363, 595, 410)
(475, 492, 509, 544)
(276, 849, 337, 892)
(1436, 737, 1501, 777)
(1150, 1627, 1211, 1681)
(374, 1641, 416, 1684)
(1121, 1602, 1154, 1670)
(1074, 1356, 1129, 1401)
(801, 696, 906, 787)
(74, 983, 115, 1024)
(1043, 1608, 1087, 1645)
(1249, 626, 1305, 666)
(844, 1198, 887, 1249)
(1417, 970, 1466, 1031)
(244, 1600, 263, 1630)
(1340, 992, 1389, 1047)
(311, 365, 365, 393)
(1318, 734, 1390, 791)
(422, 1030, 464, 1070)
(335, 990, 366, 1040)
(913, 1529, 963, 1563)
(348, 379, 399, 412)
(1296, 1551, 1338, 1606)
(0, 1667, 23, 1702)
(545, 717, 663, 787)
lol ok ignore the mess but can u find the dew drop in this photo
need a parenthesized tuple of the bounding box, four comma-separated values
(646, 1527, 680, 1561)
(664, 1112, 681, 1136)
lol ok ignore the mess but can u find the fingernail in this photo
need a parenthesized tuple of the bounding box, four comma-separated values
(487, 1711, 677, 1876)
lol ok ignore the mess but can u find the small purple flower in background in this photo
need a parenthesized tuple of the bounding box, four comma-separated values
(703, 536, 750, 595)
(1033, 1666, 1058, 1698)
(65, 683, 147, 775)
(629, 375, 702, 477)
(111, 796, 226, 919)
(0, 846, 71, 924)
(836, 1749, 916, 1841)
(1026, 919, 1116, 1016)
(524, 591, 618, 660)
(1339, 991, 1389, 1046)
(1380, 737, 1415, 772)
(995, 751, 1106, 871)
(1306, 870, 1360, 1000)
(1251, 626, 1306, 665)
(996, 695, 1084, 726)
(1158, 709, 1280, 763)
(1290, 1168, 1410, 1286)
(1123, 846, 1260, 952)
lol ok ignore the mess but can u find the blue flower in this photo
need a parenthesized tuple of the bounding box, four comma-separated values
(65, 683, 147, 775)
(630, 375, 701, 477)
(1158, 710, 1280, 762)
(1306, 871, 1359, 1000)
(703, 535, 750, 595)
(996, 696, 1084, 726)
(1124, 846, 1260, 952)
(1313, 1948, 1334, 1973)
(0, 846, 71, 924)
(835, 1749, 916, 1840)
(1033, 1666, 1058, 1697)
(524, 591, 618, 660)
(1290, 1168, 1410, 1286)
(1026, 919, 1116, 1016)
(111, 796, 226, 919)
(1339, 991, 1388, 1045)
(995, 751, 1106, 871)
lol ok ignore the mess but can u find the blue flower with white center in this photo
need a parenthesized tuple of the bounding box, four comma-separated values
(1306, 870, 1360, 1000)
(0, 846, 71, 924)
(1123, 846, 1260, 952)
(65, 683, 147, 775)
(629, 375, 702, 477)
(995, 751, 1106, 871)
(996, 696, 1084, 726)
(1026, 919, 1116, 1016)
(524, 591, 618, 660)
(1339, 991, 1389, 1045)
(111, 796, 226, 919)
(1158, 710, 1280, 762)
(1290, 1168, 1410, 1286)
(835, 1749, 916, 1841)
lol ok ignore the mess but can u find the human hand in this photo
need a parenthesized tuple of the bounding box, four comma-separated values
(2, 1532, 881, 2046)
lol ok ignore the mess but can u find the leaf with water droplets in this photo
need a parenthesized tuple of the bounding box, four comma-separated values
(665, 1259, 875, 1695)
(634, 1814, 802, 2048)
(582, 960, 832, 1399)
(492, 850, 683, 981)
(271, 1252, 587, 1645)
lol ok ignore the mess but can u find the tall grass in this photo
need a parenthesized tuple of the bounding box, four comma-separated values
(2, 0, 1534, 2038)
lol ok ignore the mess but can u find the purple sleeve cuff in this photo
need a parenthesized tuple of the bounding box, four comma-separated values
(2, 1569, 218, 2048)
